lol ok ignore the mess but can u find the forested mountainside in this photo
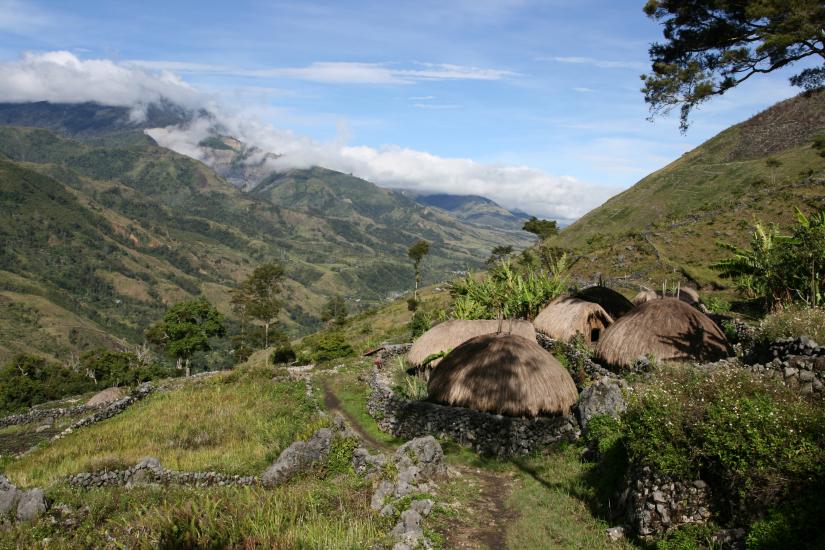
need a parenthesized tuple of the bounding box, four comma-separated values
(0, 103, 532, 362)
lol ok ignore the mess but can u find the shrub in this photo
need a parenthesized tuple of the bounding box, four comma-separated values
(271, 345, 297, 365)
(753, 304, 825, 345)
(308, 331, 354, 363)
(0, 355, 95, 414)
(703, 295, 731, 314)
(409, 310, 431, 339)
(623, 365, 825, 526)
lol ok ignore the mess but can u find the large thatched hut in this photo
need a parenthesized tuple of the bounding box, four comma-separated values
(632, 286, 701, 307)
(532, 296, 613, 345)
(575, 286, 634, 319)
(407, 319, 536, 367)
(427, 333, 578, 417)
(595, 298, 731, 369)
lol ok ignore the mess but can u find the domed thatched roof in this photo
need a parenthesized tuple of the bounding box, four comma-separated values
(595, 298, 731, 369)
(575, 286, 634, 319)
(533, 296, 613, 344)
(427, 333, 578, 417)
(86, 387, 125, 406)
(632, 289, 658, 306)
(407, 319, 536, 367)
(675, 286, 700, 304)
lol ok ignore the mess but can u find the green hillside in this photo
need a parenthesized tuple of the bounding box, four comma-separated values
(0, 108, 532, 363)
(553, 90, 825, 290)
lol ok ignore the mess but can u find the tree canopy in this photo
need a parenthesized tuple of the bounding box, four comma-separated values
(146, 298, 226, 366)
(522, 217, 559, 240)
(642, 0, 825, 130)
(231, 261, 285, 348)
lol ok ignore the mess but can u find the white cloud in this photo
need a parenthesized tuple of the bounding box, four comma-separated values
(0, 51, 206, 120)
(549, 56, 647, 71)
(128, 60, 517, 85)
(573, 87, 595, 93)
(0, 50, 611, 220)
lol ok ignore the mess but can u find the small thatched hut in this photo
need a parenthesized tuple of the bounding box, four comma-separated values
(532, 296, 613, 345)
(595, 298, 731, 369)
(427, 333, 578, 417)
(407, 319, 536, 367)
(632, 288, 659, 306)
(575, 286, 634, 319)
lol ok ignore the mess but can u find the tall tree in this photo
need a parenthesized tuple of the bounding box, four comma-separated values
(522, 217, 559, 240)
(642, 0, 825, 130)
(487, 245, 514, 265)
(233, 261, 285, 349)
(407, 239, 430, 305)
(321, 295, 348, 327)
(145, 298, 226, 372)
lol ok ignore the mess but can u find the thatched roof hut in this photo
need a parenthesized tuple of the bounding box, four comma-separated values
(675, 286, 700, 305)
(427, 333, 578, 417)
(575, 286, 634, 319)
(595, 298, 731, 369)
(632, 289, 659, 306)
(532, 296, 613, 345)
(407, 319, 536, 367)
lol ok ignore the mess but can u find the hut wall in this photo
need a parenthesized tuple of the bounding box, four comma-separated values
(367, 368, 579, 457)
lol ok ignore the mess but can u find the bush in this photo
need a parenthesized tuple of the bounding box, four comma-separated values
(409, 310, 431, 339)
(271, 345, 297, 365)
(80, 349, 173, 387)
(308, 331, 354, 363)
(623, 365, 825, 526)
(753, 304, 825, 345)
(703, 295, 731, 314)
(0, 355, 95, 414)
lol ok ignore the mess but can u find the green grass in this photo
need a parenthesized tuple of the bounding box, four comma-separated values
(2, 477, 388, 549)
(5, 372, 322, 487)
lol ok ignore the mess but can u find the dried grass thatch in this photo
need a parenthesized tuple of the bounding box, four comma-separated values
(427, 333, 578, 417)
(532, 296, 613, 344)
(675, 286, 700, 304)
(407, 319, 536, 367)
(632, 289, 659, 306)
(595, 298, 731, 369)
(575, 286, 634, 319)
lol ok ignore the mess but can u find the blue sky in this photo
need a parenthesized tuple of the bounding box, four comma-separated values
(0, 0, 807, 220)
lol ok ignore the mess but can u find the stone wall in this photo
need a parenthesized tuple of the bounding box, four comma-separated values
(50, 383, 154, 443)
(367, 368, 579, 457)
(625, 467, 712, 538)
(746, 337, 825, 397)
(66, 457, 256, 489)
(0, 403, 99, 429)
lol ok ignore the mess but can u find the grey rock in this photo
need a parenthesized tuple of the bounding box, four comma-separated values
(391, 509, 424, 542)
(380, 503, 397, 517)
(261, 428, 334, 487)
(0, 486, 20, 517)
(577, 377, 626, 432)
(351, 447, 386, 477)
(371, 480, 395, 510)
(135, 457, 163, 472)
(409, 499, 433, 517)
(394, 436, 446, 480)
(605, 526, 625, 541)
(16, 488, 47, 521)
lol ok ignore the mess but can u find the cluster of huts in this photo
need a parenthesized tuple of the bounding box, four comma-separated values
(403, 285, 731, 418)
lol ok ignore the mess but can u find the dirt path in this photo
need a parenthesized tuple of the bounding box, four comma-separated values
(443, 467, 517, 550)
(322, 378, 517, 549)
(321, 381, 392, 452)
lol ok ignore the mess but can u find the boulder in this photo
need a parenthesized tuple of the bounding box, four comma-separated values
(261, 428, 334, 487)
(0, 481, 20, 517)
(394, 436, 446, 480)
(86, 386, 126, 406)
(577, 377, 626, 432)
(351, 447, 386, 477)
(16, 488, 47, 521)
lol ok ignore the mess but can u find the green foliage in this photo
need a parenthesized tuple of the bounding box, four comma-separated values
(270, 345, 297, 365)
(409, 310, 431, 339)
(146, 298, 226, 365)
(642, 0, 825, 129)
(752, 304, 825, 345)
(713, 209, 825, 307)
(321, 295, 348, 327)
(324, 436, 359, 476)
(0, 355, 94, 414)
(623, 366, 825, 525)
(449, 257, 569, 320)
(307, 331, 354, 363)
(231, 262, 285, 348)
(408, 239, 430, 301)
(702, 295, 731, 314)
(813, 134, 825, 157)
(654, 524, 719, 550)
(79, 348, 173, 387)
(486, 244, 513, 265)
(522, 216, 559, 239)
(746, 494, 825, 550)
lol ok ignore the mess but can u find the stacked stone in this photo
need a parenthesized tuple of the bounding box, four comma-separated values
(0, 403, 99, 429)
(746, 337, 825, 396)
(51, 383, 154, 443)
(367, 368, 579, 457)
(66, 458, 257, 489)
(626, 467, 712, 538)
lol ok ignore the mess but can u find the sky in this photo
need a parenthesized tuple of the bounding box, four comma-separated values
(0, 0, 809, 221)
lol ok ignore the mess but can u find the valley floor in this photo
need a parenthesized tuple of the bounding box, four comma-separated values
(0, 356, 633, 549)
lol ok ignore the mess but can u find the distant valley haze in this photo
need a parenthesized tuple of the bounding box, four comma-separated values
(0, 0, 811, 223)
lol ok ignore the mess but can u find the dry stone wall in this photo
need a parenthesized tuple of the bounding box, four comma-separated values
(367, 367, 579, 457)
(746, 337, 825, 397)
(625, 467, 712, 538)
(66, 457, 256, 489)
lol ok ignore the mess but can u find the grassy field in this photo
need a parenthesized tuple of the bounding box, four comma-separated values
(5, 371, 323, 487)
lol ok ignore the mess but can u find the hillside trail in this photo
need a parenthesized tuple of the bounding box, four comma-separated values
(321, 379, 517, 549)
